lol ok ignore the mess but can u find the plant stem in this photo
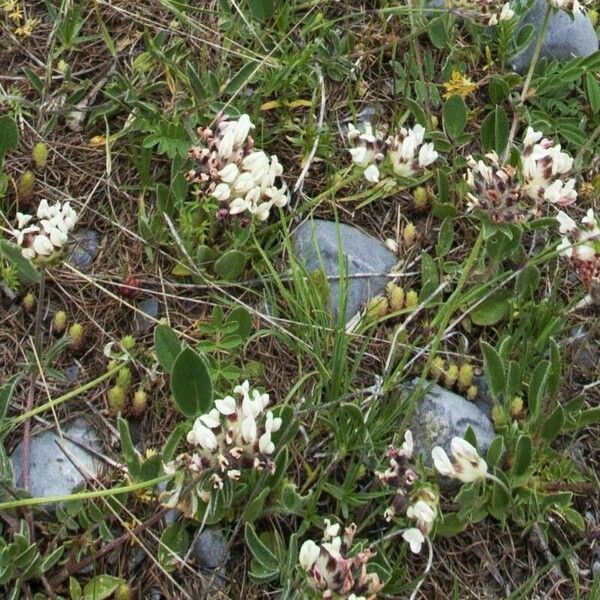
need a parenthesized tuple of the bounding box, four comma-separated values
(503, 3, 554, 162)
(0, 474, 172, 510)
(11, 363, 123, 426)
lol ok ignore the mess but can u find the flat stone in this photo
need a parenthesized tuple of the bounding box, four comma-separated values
(10, 417, 103, 502)
(409, 380, 496, 468)
(67, 229, 100, 270)
(134, 297, 161, 333)
(511, 0, 598, 73)
(291, 220, 397, 321)
(190, 528, 229, 570)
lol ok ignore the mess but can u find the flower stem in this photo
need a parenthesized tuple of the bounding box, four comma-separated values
(503, 3, 554, 162)
(485, 472, 511, 497)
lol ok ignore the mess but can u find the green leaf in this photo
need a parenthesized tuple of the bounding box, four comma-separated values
(117, 417, 141, 480)
(225, 62, 258, 94)
(163, 422, 187, 461)
(158, 522, 189, 570)
(213, 249, 248, 280)
(436, 512, 467, 537)
(560, 506, 585, 532)
(471, 290, 511, 326)
(171, 348, 213, 418)
(493, 105, 509, 156)
(585, 72, 600, 114)
(243, 487, 270, 523)
(0, 115, 19, 162)
(0, 374, 20, 422)
(406, 98, 427, 128)
(515, 264, 540, 299)
(436, 218, 454, 256)
(486, 435, 505, 468)
(488, 76, 510, 104)
(428, 15, 449, 48)
(244, 523, 278, 571)
(528, 360, 549, 418)
(69, 577, 82, 600)
(542, 405, 565, 441)
(481, 341, 505, 400)
(187, 62, 207, 101)
(512, 435, 532, 478)
(420, 252, 439, 299)
(546, 338, 561, 399)
(481, 110, 495, 152)
(489, 479, 510, 522)
(154, 324, 182, 374)
(82, 575, 122, 600)
(578, 407, 600, 427)
(142, 121, 190, 159)
(228, 306, 252, 339)
(0, 240, 41, 285)
(443, 94, 467, 141)
(246, 0, 275, 21)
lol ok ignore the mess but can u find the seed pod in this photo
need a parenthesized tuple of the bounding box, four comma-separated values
(69, 323, 84, 348)
(457, 363, 474, 391)
(17, 170, 35, 199)
(466, 385, 478, 400)
(402, 222, 417, 247)
(114, 583, 131, 600)
(22, 292, 35, 312)
(444, 363, 459, 388)
(117, 367, 132, 390)
(108, 385, 127, 414)
(387, 283, 405, 312)
(120, 335, 136, 351)
(132, 389, 148, 415)
(365, 295, 389, 320)
(413, 187, 429, 211)
(404, 290, 419, 309)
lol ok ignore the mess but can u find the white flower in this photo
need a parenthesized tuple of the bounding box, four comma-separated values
(406, 500, 436, 527)
(233, 114, 254, 145)
(349, 145, 372, 167)
(299, 540, 320, 570)
(37, 199, 52, 219)
(400, 430, 413, 458)
(241, 415, 257, 444)
(22, 247, 36, 260)
(523, 127, 543, 148)
(544, 179, 577, 206)
(199, 409, 221, 429)
(215, 396, 237, 415)
(16, 212, 32, 228)
(218, 163, 239, 183)
(402, 527, 425, 554)
(252, 200, 273, 221)
(418, 143, 438, 168)
(229, 197, 251, 214)
(556, 211, 578, 234)
(323, 519, 340, 541)
(265, 185, 288, 208)
(227, 469, 241, 480)
(212, 183, 231, 201)
(187, 420, 218, 451)
(432, 437, 488, 483)
(32, 234, 54, 256)
(363, 163, 380, 183)
(264, 411, 282, 433)
(235, 380, 250, 397)
(233, 172, 257, 195)
(557, 237, 573, 258)
(576, 243, 596, 261)
(499, 3, 515, 20)
(258, 431, 275, 455)
(582, 209, 598, 228)
(242, 150, 269, 173)
(217, 125, 236, 159)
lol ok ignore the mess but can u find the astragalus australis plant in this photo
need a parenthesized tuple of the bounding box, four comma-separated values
(298, 520, 384, 600)
(185, 113, 289, 221)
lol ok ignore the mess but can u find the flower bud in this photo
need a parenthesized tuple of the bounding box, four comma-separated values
(33, 142, 49, 169)
(430, 356, 445, 381)
(115, 583, 131, 600)
(402, 222, 417, 247)
(457, 363, 474, 391)
(69, 323, 84, 348)
(405, 290, 419, 309)
(117, 367, 132, 390)
(466, 385, 478, 400)
(53, 310, 68, 334)
(107, 359, 119, 371)
(22, 292, 35, 312)
(492, 405, 507, 429)
(17, 170, 35, 198)
(413, 186, 429, 211)
(108, 385, 127, 413)
(510, 396, 524, 420)
(430, 115, 439, 129)
(386, 282, 405, 312)
(365, 295, 389, 320)
(120, 335, 136, 351)
(444, 363, 459, 388)
(132, 389, 148, 415)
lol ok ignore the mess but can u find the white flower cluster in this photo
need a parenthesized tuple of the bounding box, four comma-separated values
(299, 519, 383, 599)
(11, 199, 77, 260)
(376, 431, 439, 555)
(347, 122, 438, 183)
(556, 209, 600, 293)
(548, 0, 591, 14)
(185, 380, 282, 490)
(465, 151, 524, 223)
(522, 127, 576, 209)
(445, 0, 514, 25)
(186, 114, 288, 221)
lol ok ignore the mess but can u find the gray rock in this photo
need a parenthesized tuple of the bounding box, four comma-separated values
(10, 417, 103, 502)
(409, 380, 496, 468)
(511, 0, 598, 73)
(134, 297, 161, 333)
(67, 229, 100, 269)
(291, 220, 397, 321)
(190, 528, 229, 570)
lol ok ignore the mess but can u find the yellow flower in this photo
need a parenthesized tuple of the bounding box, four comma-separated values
(14, 16, 38, 37)
(443, 71, 477, 99)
